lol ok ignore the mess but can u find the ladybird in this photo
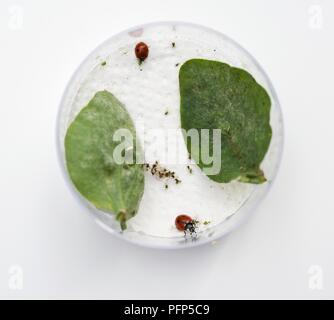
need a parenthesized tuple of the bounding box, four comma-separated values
(135, 42, 149, 62)
(175, 214, 198, 237)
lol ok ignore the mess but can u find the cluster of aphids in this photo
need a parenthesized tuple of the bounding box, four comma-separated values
(144, 162, 181, 184)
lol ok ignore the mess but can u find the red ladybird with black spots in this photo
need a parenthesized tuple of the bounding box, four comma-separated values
(175, 214, 198, 237)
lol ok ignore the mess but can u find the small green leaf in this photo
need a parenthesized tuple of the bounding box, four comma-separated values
(65, 90, 144, 229)
(179, 59, 272, 184)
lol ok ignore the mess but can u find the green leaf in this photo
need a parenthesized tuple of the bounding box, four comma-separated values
(65, 90, 144, 229)
(179, 59, 272, 184)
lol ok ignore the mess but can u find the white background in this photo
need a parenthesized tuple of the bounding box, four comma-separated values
(0, 0, 333, 299)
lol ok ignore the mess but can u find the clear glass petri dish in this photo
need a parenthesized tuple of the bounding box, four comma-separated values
(56, 21, 284, 249)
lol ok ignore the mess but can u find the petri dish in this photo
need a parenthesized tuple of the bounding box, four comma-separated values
(57, 22, 284, 249)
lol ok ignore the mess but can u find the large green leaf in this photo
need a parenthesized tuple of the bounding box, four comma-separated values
(65, 90, 144, 229)
(179, 59, 272, 184)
